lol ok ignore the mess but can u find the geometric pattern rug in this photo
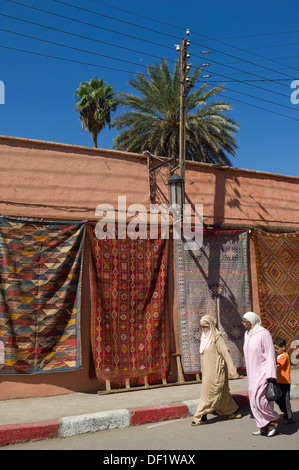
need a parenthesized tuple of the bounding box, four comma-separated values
(87, 225, 169, 385)
(175, 229, 251, 374)
(253, 230, 299, 356)
(0, 217, 85, 374)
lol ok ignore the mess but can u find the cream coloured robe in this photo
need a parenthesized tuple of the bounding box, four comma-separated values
(193, 332, 239, 422)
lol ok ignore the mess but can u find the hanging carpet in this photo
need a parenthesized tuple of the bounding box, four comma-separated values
(175, 229, 251, 374)
(0, 217, 85, 374)
(253, 230, 299, 352)
(88, 225, 169, 385)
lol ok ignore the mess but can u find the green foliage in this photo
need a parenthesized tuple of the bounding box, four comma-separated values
(113, 59, 239, 165)
(74, 77, 117, 148)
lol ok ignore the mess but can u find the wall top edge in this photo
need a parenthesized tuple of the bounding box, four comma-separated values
(0, 135, 298, 182)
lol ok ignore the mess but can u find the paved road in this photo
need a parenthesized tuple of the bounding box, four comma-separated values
(3, 400, 299, 452)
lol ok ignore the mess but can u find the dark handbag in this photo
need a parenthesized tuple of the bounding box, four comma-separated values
(265, 380, 282, 401)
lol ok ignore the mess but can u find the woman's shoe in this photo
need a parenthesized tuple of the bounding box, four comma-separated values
(267, 424, 277, 437)
(252, 429, 267, 436)
(227, 411, 242, 420)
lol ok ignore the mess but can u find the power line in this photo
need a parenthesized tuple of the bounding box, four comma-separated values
(6, 0, 174, 51)
(0, 43, 136, 75)
(223, 42, 299, 52)
(0, 27, 151, 70)
(189, 30, 299, 77)
(220, 93, 299, 122)
(0, 14, 293, 86)
(76, 0, 299, 79)
(197, 78, 292, 83)
(53, 0, 296, 84)
(2, 11, 295, 86)
(216, 30, 299, 40)
(2, 1, 298, 122)
(1, 41, 298, 123)
(194, 67, 293, 100)
(53, 0, 178, 40)
(1, 22, 295, 115)
(89, 0, 299, 43)
(208, 82, 297, 113)
(7, 0, 296, 90)
(0, 12, 176, 65)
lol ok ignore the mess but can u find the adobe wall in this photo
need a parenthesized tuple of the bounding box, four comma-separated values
(0, 136, 298, 399)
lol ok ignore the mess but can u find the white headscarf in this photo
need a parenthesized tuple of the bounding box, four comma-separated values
(199, 315, 218, 353)
(243, 311, 262, 336)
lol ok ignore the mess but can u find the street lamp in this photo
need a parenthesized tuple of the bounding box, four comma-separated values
(168, 173, 184, 209)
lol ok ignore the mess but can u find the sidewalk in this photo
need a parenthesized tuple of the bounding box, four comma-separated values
(0, 370, 298, 447)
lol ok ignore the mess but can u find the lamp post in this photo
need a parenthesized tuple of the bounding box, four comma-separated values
(168, 173, 184, 214)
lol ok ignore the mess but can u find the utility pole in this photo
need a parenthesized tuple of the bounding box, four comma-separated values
(177, 30, 190, 185)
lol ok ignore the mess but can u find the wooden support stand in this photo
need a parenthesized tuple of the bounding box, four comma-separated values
(96, 353, 247, 395)
(98, 353, 201, 395)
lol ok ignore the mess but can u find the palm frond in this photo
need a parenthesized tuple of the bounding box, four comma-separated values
(112, 60, 239, 165)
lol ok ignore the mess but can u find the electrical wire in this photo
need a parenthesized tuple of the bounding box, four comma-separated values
(0, 40, 297, 122)
(2, 0, 298, 122)
(0, 27, 151, 70)
(5, 0, 295, 98)
(220, 93, 299, 122)
(6, 0, 174, 51)
(52, 0, 297, 84)
(73, 0, 299, 78)
(0, 13, 293, 86)
(0, 43, 136, 75)
(0, 22, 296, 115)
(0, 12, 177, 65)
(89, 0, 299, 76)
(208, 82, 297, 113)
(217, 30, 299, 40)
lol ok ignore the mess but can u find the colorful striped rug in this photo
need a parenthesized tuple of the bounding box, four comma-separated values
(0, 217, 85, 374)
(88, 225, 169, 385)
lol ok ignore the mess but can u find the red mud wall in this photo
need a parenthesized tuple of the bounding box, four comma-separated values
(0, 136, 298, 399)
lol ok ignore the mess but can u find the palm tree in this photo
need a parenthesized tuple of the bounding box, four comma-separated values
(112, 59, 239, 165)
(74, 77, 117, 148)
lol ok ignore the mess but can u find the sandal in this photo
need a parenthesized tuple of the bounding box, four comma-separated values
(227, 412, 242, 420)
(267, 423, 278, 437)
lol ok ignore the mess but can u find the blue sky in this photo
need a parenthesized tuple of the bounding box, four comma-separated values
(0, 0, 298, 177)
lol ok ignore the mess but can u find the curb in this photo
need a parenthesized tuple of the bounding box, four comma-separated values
(0, 392, 250, 447)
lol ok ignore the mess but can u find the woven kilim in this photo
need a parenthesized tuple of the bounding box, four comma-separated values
(0, 217, 85, 374)
(175, 230, 251, 374)
(253, 230, 299, 354)
(88, 225, 169, 384)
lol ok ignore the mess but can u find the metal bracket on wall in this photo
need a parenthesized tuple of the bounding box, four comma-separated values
(145, 151, 178, 202)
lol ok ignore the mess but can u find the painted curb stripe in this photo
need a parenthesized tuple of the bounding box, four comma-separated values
(58, 409, 131, 438)
(0, 392, 251, 446)
(130, 403, 188, 426)
(0, 420, 60, 447)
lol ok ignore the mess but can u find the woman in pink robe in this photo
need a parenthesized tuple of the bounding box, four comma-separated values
(243, 312, 280, 436)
